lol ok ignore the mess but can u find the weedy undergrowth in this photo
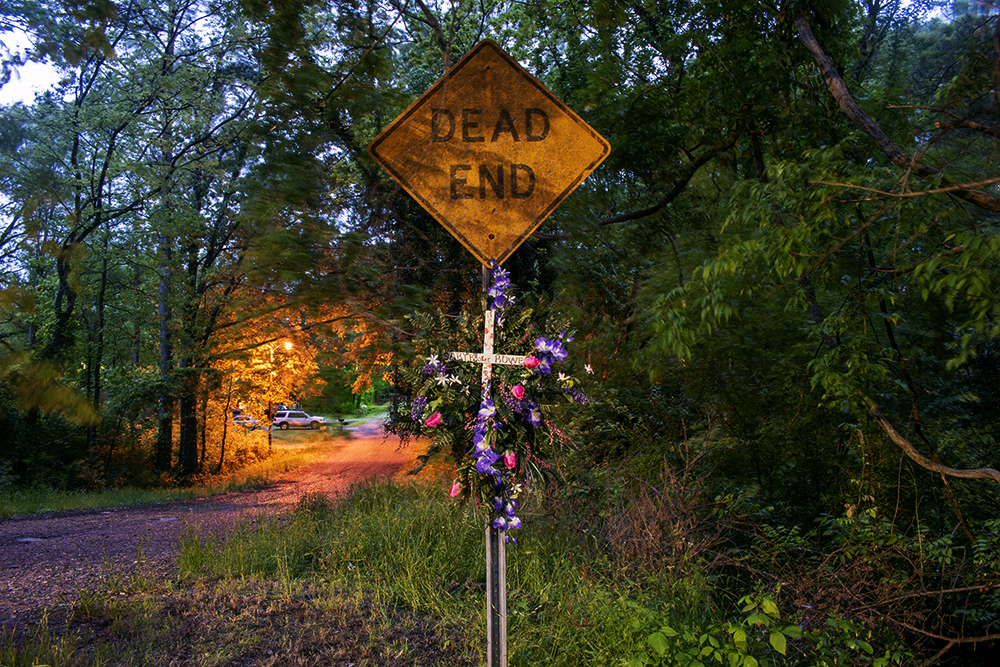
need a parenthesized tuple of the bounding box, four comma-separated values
(173, 481, 717, 665)
(0, 609, 78, 667)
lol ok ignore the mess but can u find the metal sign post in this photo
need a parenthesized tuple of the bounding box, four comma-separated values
(486, 521, 507, 666)
(368, 39, 609, 667)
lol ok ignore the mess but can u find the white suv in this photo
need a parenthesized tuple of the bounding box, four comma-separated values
(272, 410, 325, 430)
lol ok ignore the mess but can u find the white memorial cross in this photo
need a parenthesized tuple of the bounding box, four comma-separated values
(449, 307, 526, 667)
(450, 309, 526, 393)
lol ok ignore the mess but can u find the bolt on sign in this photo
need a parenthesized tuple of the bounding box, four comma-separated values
(368, 40, 610, 266)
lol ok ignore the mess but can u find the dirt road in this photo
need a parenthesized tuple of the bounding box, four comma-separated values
(0, 418, 420, 628)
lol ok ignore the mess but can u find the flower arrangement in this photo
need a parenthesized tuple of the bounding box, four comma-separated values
(395, 263, 592, 542)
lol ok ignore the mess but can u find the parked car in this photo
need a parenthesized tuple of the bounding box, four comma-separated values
(272, 410, 325, 430)
(230, 414, 263, 430)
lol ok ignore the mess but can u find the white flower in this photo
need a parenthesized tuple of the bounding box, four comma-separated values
(426, 354, 439, 364)
(436, 374, 450, 387)
(584, 364, 594, 374)
(557, 372, 570, 383)
(449, 374, 462, 385)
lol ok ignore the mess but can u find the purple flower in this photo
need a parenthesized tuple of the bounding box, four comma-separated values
(410, 395, 428, 421)
(504, 500, 519, 517)
(473, 425, 488, 450)
(562, 387, 590, 404)
(478, 398, 496, 420)
(530, 336, 570, 375)
(488, 263, 511, 310)
(535, 336, 568, 361)
(490, 499, 523, 533)
(475, 448, 500, 474)
(524, 400, 542, 427)
(421, 361, 447, 375)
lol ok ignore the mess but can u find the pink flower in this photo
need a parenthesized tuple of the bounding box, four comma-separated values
(524, 356, 540, 369)
(511, 384, 525, 400)
(424, 411, 443, 428)
(448, 480, 462, 497)
(503, 450, 516, 469)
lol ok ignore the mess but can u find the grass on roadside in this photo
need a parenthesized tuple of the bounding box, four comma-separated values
(176, 481, 648, 666)
(2, 476, 656, 666)
(0, 437, 331, 519)
(2, 433, 671, 666)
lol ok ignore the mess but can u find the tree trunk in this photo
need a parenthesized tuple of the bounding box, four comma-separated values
(218, 372, 233, 474)
(155, 232, 174, 472)
(133, 271, 142, 365)
(177, 357, 199, 475)
(87, 250, 109, 456)
(199, 388, 208, 472)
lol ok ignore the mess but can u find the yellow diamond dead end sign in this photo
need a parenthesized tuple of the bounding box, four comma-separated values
(368, 40, 610, 266)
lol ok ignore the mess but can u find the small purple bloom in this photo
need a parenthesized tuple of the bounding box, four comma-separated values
(478, 399, 496, 420)
(562, 387, 590, 404)
(488, 263, 511, 311)
(421, 361, 447, 375)
(475, 449, 500, 474)
(410, 395, 428, 421)
(473, 426, 488, 449)
(525, 400, 542, 427)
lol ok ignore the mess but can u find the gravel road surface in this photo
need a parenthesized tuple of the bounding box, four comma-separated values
(0, 418, 418, 629)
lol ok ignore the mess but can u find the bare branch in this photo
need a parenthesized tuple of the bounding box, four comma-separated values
(414, 0, 451, 71)
(890, 619, 1000, 646)
(795, 14, 1000, 212)
(810, 176, 1000, 198)
(883, 584, 1000, 605)
(934, 119, 1000, 140)
(533, 138, 736, 240)
(866, 401, 1000, 485)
